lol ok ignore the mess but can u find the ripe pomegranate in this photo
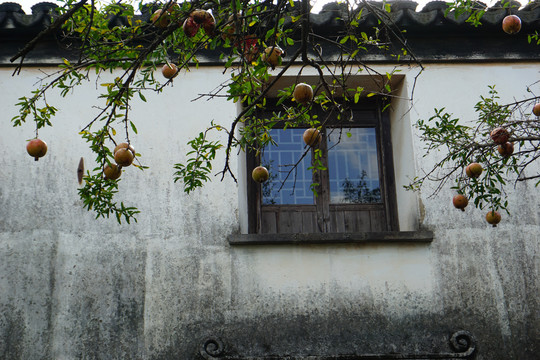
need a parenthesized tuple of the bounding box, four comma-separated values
(191, 9, 215, 35)
(114, 148, 135, 167)
(26, 138, 48, 161)
(151, 9, 169, 28)
(490, 127, 510, 145)
(303, 128, 322, 147)
(486, 210, 501, 227)
(498, 142, 514, 157)
(113, 142, 135, 155)
(183, 17, 200, 37)
(533, 103, 540, 116)
(103, 163, 122, 180)
(452, 194, 468, 212)
(262, 46, 283, 68)
(465, 162, 483, 178)
(502, 14, 521, 34)
(252, 166, 269, 183)
(161, 63, 178, 79)
(293, 83, 314, 105)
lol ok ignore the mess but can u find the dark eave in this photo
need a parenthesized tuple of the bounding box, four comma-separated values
(1, 1, 540, 65)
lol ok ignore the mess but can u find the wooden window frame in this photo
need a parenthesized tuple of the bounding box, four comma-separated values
(246, 98, 399, 234)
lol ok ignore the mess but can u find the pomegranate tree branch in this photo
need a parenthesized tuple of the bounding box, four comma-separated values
(219, 47, 303, 182)
(81, 22, 180, 132)
(517, 174, 540, 181)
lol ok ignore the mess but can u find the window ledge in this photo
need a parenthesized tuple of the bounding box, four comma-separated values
(228, 231, 433, 245)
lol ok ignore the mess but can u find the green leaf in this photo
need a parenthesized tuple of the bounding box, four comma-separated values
(130, 121, 138, 134)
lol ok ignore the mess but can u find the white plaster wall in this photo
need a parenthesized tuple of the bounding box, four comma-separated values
(0, 62, 538, 358)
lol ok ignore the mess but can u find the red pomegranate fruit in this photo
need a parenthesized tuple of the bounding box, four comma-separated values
(103, 163, 122, 180)
(183, 17, 200, 37)
(26, 138, 48, 161)
(293, 83, 314, 105)
(191, 9, 215, 35)
(502, 15, 521, 35)
(114, 148, 135, 167)
(452, 194, 468, 212)
(533, 103, 540, 116)
(303, 128, 322, 147)
(490, 127, 510, 145)
(151, 9, 169, 28)
(498, 142, 514, 157)
(252, 166, 269, 183)
(262, 46, 283, 68)
(465, 163, 483, 178)
(161, 63, 178, 79)
(486, 210, 502, 227)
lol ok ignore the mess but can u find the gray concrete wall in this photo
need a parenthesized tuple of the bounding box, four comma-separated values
(0, 64, 538, 359)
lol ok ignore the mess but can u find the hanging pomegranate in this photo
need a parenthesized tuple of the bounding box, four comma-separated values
(452, 194, 468, 212)
(490, 127, 510, 145)
(26, 138, 48, 161)
(161, 63, 178, 79)
(262, 46, 283, 68)
(533, 103, 540, 116)
(502, 15, 521, 34)
(486, 210, 502, 227)
(252, 166, 269, 183)
(293, 83, 314, 105)
(465, 163, 483, 178)
(103, 163, 122, 180)
(151, 9, 170, 28)
(498, 142, 514, 157)
(114, 147, 135, 167)
(303, 128, 322, 147)
(183, 17, 200, 37)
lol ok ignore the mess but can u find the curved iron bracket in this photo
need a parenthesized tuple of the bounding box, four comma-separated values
(200, 330, 476, 360)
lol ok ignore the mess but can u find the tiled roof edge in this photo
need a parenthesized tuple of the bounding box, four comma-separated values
(3, 1, 540, 64)
(1, 1, 540, 33)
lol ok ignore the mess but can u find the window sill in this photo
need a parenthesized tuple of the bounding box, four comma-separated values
(228, 231, 433, 245)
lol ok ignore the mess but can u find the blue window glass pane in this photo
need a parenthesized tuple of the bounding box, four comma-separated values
(261, 128, 313, 205)
(327, 128, 382, 204)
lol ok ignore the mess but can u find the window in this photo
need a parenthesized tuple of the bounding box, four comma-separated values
(246, 98, 399, 234)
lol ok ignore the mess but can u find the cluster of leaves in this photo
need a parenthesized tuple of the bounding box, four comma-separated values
(445, 0, 519, 27)
(407, 85, 540, 216)
(173, 124, 223, 193)
(11, 0, 418, 222)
